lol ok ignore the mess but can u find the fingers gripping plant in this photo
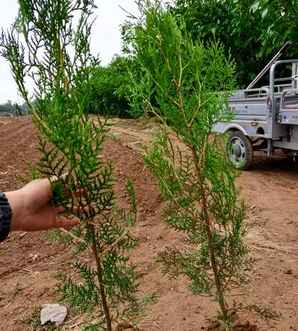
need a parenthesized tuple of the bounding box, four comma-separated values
(0, 1, 139, 329)
(131, 6, 247, 326)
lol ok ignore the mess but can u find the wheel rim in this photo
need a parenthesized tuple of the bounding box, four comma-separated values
(228, 137, 247, 168)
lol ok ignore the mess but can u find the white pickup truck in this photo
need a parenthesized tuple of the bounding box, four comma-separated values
(214, 42, 298, 169)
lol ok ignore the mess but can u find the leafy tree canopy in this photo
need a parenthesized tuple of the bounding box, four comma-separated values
(170, 0, 298, 87)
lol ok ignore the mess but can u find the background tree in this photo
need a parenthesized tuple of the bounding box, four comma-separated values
(86, 56, 133, 118)
(81, 53, 150, 119)
(0, 100, 27, 115)
(130, 4, 247, 327)
(170, 0, 298, 87)
(1, 1, 139, 329)
(250, 0, 298, 55)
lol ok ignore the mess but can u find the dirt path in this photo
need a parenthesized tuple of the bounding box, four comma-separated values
(0, 117, 297, 330)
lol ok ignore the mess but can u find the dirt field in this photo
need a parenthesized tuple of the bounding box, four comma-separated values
(0, 116, 298, 330)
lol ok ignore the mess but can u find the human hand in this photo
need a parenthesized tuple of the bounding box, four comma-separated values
(5, 179, 80, 232)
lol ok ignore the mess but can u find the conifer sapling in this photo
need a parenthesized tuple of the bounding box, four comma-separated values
(130, 4, 248, 326)
(0, 1, 140, 329)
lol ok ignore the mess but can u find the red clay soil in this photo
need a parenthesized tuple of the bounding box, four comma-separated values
(0, 117, 298, 330)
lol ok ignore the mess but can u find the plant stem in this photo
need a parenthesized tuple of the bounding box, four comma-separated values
(205, 210, 228, 322)
(191, 147, 229, 322)
(89, 223, 112, 331)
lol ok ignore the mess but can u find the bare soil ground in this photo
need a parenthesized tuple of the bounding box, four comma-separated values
(0, 116, 298, 330)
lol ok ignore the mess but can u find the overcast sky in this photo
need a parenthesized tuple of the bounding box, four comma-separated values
(0, 0, 138, 103)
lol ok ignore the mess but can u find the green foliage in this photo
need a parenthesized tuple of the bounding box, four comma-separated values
(0, 1, 140, 330)
(86, 56, 133, 118)
(171, 0, 298, 87)
(131, 5, 247, 325)
(121, 4, 164, 119)
(250, 0, 298, 54)
(83, 54, 149, 119)
(82, 323, 105, 331)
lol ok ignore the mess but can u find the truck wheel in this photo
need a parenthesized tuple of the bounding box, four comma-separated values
(227, 131, 253, 170)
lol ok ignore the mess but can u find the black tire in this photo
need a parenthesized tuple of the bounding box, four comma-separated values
(227, 131, 253, 170)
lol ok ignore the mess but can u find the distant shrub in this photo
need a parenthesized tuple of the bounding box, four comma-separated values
(0, 101, 28, 116)
(86, 56, 134, 118)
